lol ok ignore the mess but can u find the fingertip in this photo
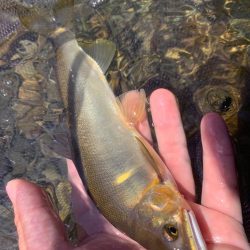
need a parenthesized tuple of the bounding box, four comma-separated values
(201, 112, 233, 157)
(6, 179, 29, 205)
(150, 88, 181, 130)
(6, 179, 17, 204)
(201, 112, 220, 127)
(150, 88, 176, 109)
(201, 112, 228, 136)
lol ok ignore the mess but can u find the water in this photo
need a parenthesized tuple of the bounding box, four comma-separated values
(0, 0, 249, 248)
(0, 6, 73, 248)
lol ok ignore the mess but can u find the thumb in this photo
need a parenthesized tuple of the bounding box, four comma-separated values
(6, 179, 71, 250)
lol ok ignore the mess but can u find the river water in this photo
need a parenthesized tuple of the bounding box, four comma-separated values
(0, 0, 249, 248)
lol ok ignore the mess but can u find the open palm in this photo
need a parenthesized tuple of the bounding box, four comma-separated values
(6, 89, 249, 250)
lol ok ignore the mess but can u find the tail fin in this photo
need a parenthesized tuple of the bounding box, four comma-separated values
(15, 0, 74, 35)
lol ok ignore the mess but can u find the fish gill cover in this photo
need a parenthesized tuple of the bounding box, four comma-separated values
(0, 0, 249, 248)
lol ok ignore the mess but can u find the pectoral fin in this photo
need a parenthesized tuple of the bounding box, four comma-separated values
(80, 39, 116, 73)
(135, 133, 177, 185)
(117, 89, 147, 127)
(117, 89, 175, 184)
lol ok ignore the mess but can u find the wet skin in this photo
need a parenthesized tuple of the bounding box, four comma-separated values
(6, 89, 249, 250)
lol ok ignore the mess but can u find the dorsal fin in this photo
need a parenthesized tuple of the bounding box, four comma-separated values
(81, 39, 116, 73)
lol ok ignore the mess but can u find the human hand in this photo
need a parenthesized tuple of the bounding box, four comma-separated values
(147, 89, 249, 250)
(6, 89, 249, 250)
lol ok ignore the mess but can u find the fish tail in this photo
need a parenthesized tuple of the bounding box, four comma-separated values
(118, 89, 147, 128)
(16, 0, 74, 35)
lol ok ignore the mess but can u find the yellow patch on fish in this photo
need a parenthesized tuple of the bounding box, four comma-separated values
(115, 169, 135, 184)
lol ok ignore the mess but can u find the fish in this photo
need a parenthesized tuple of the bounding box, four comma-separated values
(15, 1, 206, 249)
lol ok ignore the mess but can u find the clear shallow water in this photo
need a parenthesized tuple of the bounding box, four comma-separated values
(0, 0, 250, 248)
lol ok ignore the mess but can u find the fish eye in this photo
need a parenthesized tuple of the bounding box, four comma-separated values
(162, 224, 178, 241)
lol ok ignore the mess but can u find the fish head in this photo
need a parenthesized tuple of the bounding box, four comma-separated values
(131, 183, 205, 250)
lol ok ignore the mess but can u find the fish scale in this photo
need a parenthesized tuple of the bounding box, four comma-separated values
(55, 29, 161, 221)
(74, 67, 160, 224)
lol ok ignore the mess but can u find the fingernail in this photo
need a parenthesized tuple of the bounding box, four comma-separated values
(6, 180, 17, 204)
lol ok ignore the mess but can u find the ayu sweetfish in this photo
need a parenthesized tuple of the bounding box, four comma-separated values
(15, 1, 206, 249)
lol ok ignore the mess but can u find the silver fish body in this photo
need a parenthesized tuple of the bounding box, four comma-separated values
(51, 27, 206, 249)
(55, 28, 159, 226)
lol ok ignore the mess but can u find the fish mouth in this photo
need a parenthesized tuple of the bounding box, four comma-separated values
(183, 209, 207, 250)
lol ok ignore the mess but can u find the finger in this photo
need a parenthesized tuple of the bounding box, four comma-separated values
(190, 203, 248, 250)
(201, 113, 242, 222)
(6, 179, 71, 250)
(77, 233, 144, 250)
(150, 89, 195, 201)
